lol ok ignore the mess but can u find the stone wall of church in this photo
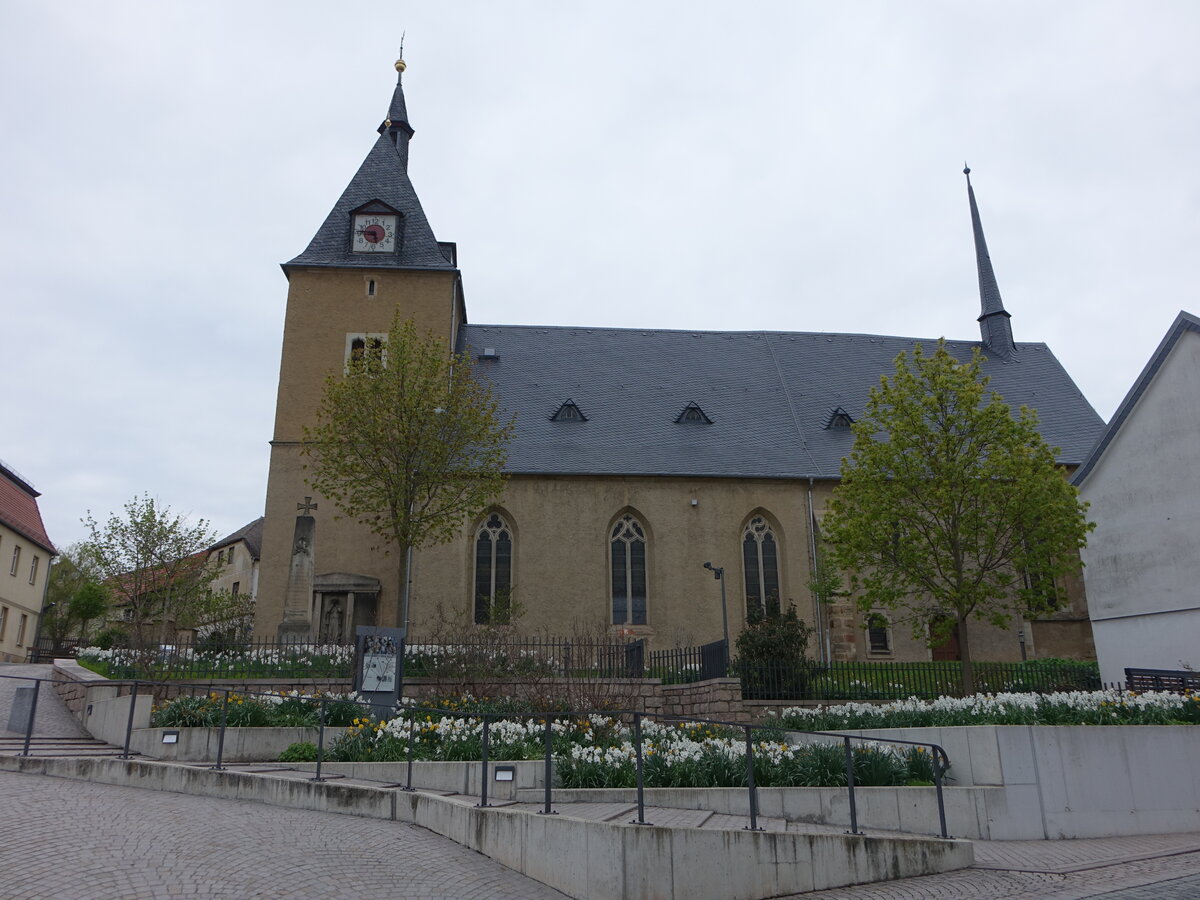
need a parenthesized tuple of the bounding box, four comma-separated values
(406, 473, 822, 653)
(257, 465, 1095, 663)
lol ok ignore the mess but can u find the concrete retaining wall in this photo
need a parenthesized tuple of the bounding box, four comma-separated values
(292, 759, 546, 800)
(129, 726, 348, 763)
(0, 755, 972, 899)
(805, 725, 1200, 839)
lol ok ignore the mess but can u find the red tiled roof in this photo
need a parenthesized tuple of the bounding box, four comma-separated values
(0, 463, 55, 554)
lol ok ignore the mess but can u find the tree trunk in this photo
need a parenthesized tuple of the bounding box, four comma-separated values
(957, 611, 976, 696)
(395, 543, 411, 630)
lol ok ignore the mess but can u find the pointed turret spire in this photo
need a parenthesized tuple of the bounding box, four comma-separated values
(964, 165, 1015, 359)
(285, 54, 455, 272)
(378, 56, 415, 171)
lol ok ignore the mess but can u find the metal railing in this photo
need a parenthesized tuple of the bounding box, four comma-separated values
(1, 671, 954, 839)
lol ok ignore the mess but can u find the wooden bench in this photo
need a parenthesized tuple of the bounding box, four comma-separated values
(1124, 667, 1200, 692)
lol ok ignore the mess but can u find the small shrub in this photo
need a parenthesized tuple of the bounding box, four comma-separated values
(151, 695, 218, 728)
(788, 742, 846, 787)
(734, 601, 816, 701)
(853, 744, 906, 786)
(279, 742, 319, 762)
(93, 627, 129, 651)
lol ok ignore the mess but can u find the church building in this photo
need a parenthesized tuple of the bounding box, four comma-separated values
(255, 59, 1105, 663)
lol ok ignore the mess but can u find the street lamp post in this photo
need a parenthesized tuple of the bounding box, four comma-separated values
(704, 562, 730, 671)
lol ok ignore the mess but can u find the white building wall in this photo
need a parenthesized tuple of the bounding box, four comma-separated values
(1079, 328, 1200, 683)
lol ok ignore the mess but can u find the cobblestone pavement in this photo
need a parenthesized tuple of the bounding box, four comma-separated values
(794, 835, 1200, 899)
(0, 770, 568, 899)
(0, 663, 88, 738)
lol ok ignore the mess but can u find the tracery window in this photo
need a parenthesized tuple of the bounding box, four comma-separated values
(344, 333, 387, 371)
(474, 512, 513, 624)
(611, 514, 647, 625)
(742, 516, 780, 616)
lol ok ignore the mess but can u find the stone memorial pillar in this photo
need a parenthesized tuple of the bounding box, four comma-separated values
(277, 497, 318, 642)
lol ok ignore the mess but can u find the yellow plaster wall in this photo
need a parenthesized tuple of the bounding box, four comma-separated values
(270, 267, 459, 440)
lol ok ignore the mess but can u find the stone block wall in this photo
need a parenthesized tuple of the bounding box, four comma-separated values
(53, 661, 785, 724)
(661, 678, 746, 723)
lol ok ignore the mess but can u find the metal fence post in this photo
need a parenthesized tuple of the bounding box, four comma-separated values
(843, 736, 862, 835)
(403, 715, 416, 792)
(539, 717, 557, 816)
(743, 724, 762, 831)
(629, 712, 650, 825)
(211, 690, 230, 771)
(477, 715, 491, 808)
(311, 696, 327, 782)
(20, 679, 41, 756)
(933, 745, 950, 839)
(119, 681, 139, 759)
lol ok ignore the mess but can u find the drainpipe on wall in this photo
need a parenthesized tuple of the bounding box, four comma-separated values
(806, 477, 829, 664)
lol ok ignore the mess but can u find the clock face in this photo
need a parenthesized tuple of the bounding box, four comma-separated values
(353, 214, 398, 253)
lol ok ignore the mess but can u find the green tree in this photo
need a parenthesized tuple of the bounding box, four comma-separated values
(303, 312, 514, 629)
(68, 582, 109, 642)
(81, 494, 221, 655)
(42, 544, 106, 649)
(821, 341, 1093, 695)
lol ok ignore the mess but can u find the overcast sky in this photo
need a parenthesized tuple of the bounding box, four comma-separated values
(3, 2, 1198, 552)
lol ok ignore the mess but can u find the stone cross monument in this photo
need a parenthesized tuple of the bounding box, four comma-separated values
(277, 497, 318, 641)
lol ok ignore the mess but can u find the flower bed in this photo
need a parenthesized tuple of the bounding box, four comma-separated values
(150, 690, 361, 728)
(77, 645, 354, 679)
(316, 711, 940, 789)
(771, 689, 1200, 731)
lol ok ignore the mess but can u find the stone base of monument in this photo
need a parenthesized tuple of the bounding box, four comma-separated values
(275, 621, 313, 642)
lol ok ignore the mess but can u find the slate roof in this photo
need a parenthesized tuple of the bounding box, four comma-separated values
(1072, 310, 1200, 485)
(458, 325, 1105, 480)
(211, 516, 265, 560)
(0, 461, 55, 554)
(284, 70, 455, 273)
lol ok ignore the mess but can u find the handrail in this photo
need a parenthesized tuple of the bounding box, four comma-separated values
(5, 670, 953, 838)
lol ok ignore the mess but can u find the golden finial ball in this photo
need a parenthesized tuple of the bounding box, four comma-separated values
(395, 58, 407, 73)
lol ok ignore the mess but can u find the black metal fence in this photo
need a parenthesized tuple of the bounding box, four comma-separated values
(26, 637, 83, 664)
(734, 658, 1103, 702)
(648, 639, 728, 684)
(79, 635, 652, 682)
(71, 634, 1101, 701)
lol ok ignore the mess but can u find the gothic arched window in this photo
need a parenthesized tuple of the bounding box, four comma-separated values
(611, 514, 647, 626)
(743, 516, 780, 617)
(474, 512, 513, 624)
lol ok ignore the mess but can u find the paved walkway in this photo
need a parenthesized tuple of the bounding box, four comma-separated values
(793, 834, 1200, 898)
(0, 663, 88, 738)
(4, 663, 1200, 898)
(0, 769, 568, 899)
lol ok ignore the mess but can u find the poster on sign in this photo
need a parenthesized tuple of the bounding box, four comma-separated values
(354, 626, 405, 715)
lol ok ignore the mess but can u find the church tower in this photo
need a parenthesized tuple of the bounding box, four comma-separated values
(257, 58, 464, 639)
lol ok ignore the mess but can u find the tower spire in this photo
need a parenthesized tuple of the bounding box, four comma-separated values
(379, 51, 414, 170)
(964, 165, 1015, 359)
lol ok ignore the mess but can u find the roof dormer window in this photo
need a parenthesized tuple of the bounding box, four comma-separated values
(675, 402, 712, 424)
(551, 399, 588, 422)
(825, 407, 855, 429)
